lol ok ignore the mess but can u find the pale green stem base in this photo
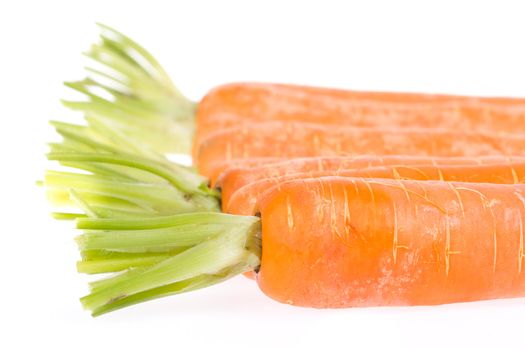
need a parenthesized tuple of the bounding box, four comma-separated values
(76, 214, 261, 316)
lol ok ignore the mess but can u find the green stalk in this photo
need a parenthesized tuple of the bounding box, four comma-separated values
(43, 24, 259, 316)
(78, 214, 261, 316)
(44, 170, 217, 216)
(47, 152, 217, 198)
(62, 23, 196, 155)
(78, 225, 230, 251)
(52, 212, 87, 220)
(77, 250, 189, 274)
(90, 273, 228, 316)
(76, 212, 255, 230)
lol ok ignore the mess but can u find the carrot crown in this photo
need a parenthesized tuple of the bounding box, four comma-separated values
(61, 23, 196, 155)
(43, 115, 261, 316)
(76, 213, 260, 316)
(43, 27, 262, 314)
(45, 118, 219, 218)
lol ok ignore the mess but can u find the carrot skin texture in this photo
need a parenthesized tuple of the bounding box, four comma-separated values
(218, 156, 525, 213)
(225, 162, 525, 216)
(256, 177, 525, 307)
(194, 83, 525, 154)
(207, 157, 282, 187)
(230, 161, 525, 280)
(196, 122, 525, 178)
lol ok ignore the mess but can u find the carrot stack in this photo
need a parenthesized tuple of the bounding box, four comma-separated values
(44, 24, 525, 315)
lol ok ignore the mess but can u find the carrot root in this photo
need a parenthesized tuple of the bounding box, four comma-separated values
(257, 177, 525, 307)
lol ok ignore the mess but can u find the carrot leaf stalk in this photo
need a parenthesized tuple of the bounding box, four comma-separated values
(44, 111, 220, 219)
(44, 148, 219, 218)
(45, 23, 262, 316)
(62, 23, 195, 155)
(76, 213, 261, 316)
(44, 107, 260, 316)
(77, 250, 188, 274)
(44, 131, 261, 315)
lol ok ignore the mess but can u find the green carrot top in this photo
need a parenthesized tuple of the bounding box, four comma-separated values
(43, 24, 260, 316)
(62, 23, 197, 155)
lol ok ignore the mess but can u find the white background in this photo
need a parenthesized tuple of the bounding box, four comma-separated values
(2, 1, 525, 349)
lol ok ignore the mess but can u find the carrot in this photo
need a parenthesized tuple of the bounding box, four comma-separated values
(67, 176, 525, 313)
(63, 25, 525, 159)
(207, 157, 283, 187)
(226, 162, 525, 216)
(217, 155, 525, 209)
(194, 83, 525, 153)
(197, 121, 525, 179)
(256, 177, 525, 306)
(228, 161, 525, 281)
(46, 23, 525, 315)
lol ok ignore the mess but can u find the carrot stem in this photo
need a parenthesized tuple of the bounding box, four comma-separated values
(42, 24, 255, 316)
(77, 214, 261, 315)
(77, 222, 236, 251)
(62, 23, 196, 155)
(77, 250, 188, 274)
(90, 274, 230, 316)
(44, 116, 259, 314)
(44, 170, 217, 217)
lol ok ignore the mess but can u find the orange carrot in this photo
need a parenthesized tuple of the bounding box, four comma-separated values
(55, 26, 525, 314)
(64, 25, 525, 160)
(217, 155, 525, 209)
(194, 83, 525, 154)
(197, 122, 525, 179)
(207, 157, 283, 187)
(256, 177, 525, 307)
(230, 161, 525, 281)
(226, 162, 525, 216)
